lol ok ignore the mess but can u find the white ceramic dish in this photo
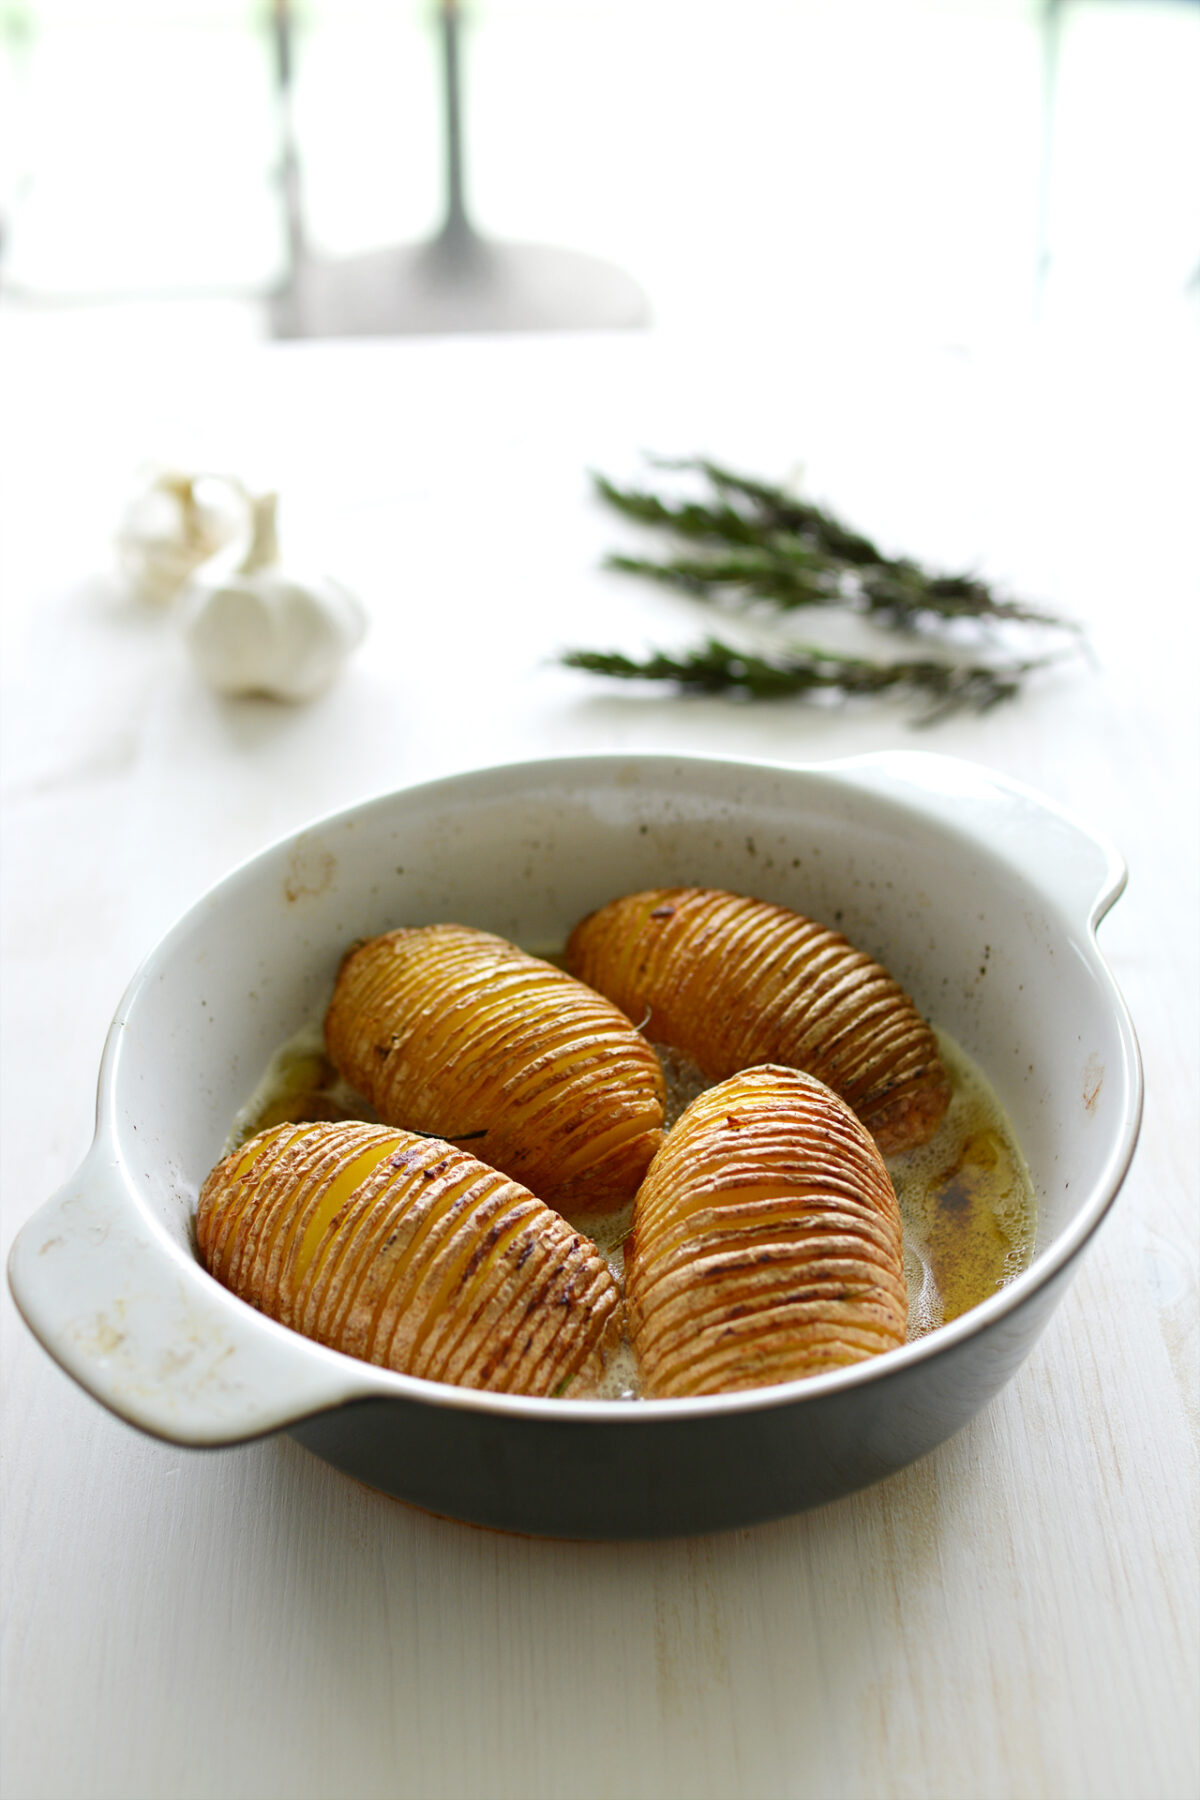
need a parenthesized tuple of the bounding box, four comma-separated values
(8, 751, 1142, 1536)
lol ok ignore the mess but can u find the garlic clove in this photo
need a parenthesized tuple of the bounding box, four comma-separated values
(116, 470, 249, 606)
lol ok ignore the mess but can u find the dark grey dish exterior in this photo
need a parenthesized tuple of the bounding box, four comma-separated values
(290, 1259, 1079, 1539)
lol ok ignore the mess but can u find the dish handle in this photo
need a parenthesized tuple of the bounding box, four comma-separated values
(7, 1141, 382, 1447)
(854, 751, 1129, 931)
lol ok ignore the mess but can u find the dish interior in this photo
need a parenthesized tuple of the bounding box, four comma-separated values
(108, 760, 1129, 1332)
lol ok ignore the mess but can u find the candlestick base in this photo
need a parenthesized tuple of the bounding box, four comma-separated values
(270, 233, 650, 339)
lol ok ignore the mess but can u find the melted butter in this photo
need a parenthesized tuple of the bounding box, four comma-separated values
(590, 1336, 642, 1402)
(886, 1030, 1035, 1336)
(225, 1011, 1034, 1393)
(226, 1022, 377, 1152)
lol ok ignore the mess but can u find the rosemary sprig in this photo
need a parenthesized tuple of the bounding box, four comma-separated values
(569, 457, 1081, 720)
(594, 462, 1075, 633)
(562, 638, 1058, 725)
(593, 473, 766, 548)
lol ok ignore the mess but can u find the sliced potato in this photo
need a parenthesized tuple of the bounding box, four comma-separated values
(196, 1120, 624, 1396)
(627, 1066, 907, 1397)
(566, 886, 949, 1152)
(324, 924, 665, 1209)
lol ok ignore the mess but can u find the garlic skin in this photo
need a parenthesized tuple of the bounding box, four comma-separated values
(116, 470, 249, 606)
(179, 493, 367, 702)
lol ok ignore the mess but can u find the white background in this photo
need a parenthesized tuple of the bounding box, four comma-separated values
(1, 318, 1197, 1799)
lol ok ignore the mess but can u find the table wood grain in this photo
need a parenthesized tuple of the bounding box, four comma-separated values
(2, 323, 1196, 1800)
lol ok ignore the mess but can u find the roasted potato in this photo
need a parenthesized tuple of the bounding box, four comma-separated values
(566, 886, 949, 1152)
(626, 1066, 907, 1397)
(196, 1120, 624, 1396)
(324, 925, 666, 1210)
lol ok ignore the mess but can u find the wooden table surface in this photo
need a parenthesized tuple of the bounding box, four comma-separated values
(1, 322, 1196, 1800)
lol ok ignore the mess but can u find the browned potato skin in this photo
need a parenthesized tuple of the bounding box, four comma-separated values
(196, 1120, 624, 1396)
(566, 886, 950, 1153)
(627, 1066, 907, 1397)
(324, 925, 666, 1211)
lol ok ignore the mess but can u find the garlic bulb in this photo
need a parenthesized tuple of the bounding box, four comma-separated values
(116, 470, 249, 606)
(179, 492, 367, 701)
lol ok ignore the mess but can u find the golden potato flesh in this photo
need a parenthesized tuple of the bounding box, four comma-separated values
(627, 1066, 907, 1398)
(324, 925, 665, 1211)
(566, 886, 949, 1153)
(196, 1120, 624, 1396)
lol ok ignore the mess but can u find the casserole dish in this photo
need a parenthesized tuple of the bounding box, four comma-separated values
(7, 752, 1141, 1538)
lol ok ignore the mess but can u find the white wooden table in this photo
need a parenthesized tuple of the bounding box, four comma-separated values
(2, 322, 1196, 1800)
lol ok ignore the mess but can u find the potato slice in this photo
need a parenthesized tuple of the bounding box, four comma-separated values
(566, 886, 949, 1152)
(196, 1120, 624, 1397)
(627, 1066, 907, 1397)
(324, 924, 665, 1209)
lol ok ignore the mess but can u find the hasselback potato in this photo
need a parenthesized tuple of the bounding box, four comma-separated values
(627, 1066, 907, 1397)
(325, 925, 665, 1210)
(566, 886, 949, 1152)
(196, 1120, 624, 1395)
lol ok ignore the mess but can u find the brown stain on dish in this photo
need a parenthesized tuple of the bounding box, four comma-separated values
(284, 839, 336, 904)
(1083, 1056, 1105, 1114)
(72, 1312, 128, 1358)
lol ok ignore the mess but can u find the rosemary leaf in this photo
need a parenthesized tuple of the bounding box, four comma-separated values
(562, 638, 1057, 724)
(605, 550, 838, 610)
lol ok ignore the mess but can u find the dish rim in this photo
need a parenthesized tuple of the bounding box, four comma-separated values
(51, 746, 1145, 1434)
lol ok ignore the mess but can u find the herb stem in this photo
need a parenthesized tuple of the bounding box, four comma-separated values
(563, 638, 1060, 725)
